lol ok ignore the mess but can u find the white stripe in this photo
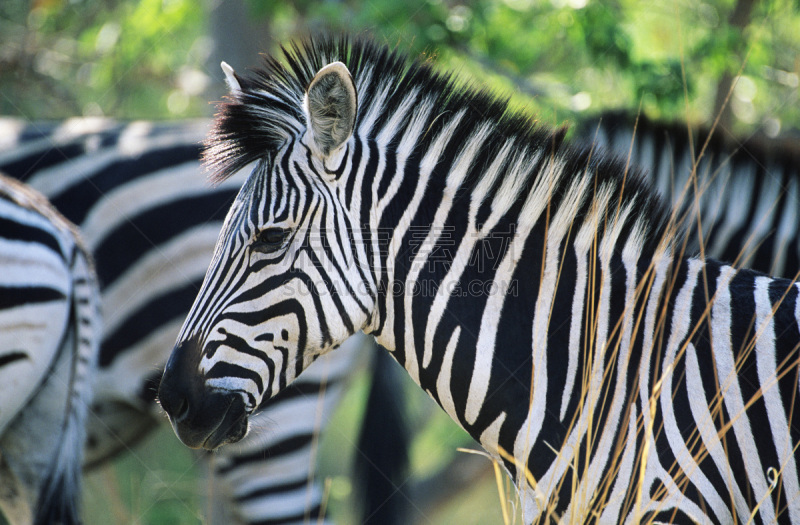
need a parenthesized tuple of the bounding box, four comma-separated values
(436, 326, 462, 423)
(754, 276, 798, 523)
(685, 342, 740, 522)
(514, 173, 589, 488)
(401, 119, 488, 384)
(357, 83, 391, 138)
(771, 176, 799, 278)
(374, 109, 463, 353)
(563, 200, 636, 515)
(711, 266, 774, 521)
(422, 141, 515, 369)
(28, 121, 207, 199)
(706, 163, 750, 262)
(745, 174, 781, 262)
(659, 259, 732, 520)
(531, 185, 615, 505)
(479, 411, 506, 458)
(467, 156, 564, 425)
(375, 88, 420, 149)
(599, 403, 640, 524)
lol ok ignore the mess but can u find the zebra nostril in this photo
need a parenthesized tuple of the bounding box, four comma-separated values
(161, 389, 191, 422)
(172, 395, 189, 421)
(158, 377, 192, 422)
(159, 338, 205, 424)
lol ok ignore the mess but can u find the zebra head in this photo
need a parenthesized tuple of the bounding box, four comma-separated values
(159, 42, 377, 450)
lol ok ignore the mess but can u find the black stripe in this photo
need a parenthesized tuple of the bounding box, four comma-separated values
(206, 361, 265, 394)
(0, 286, 66, 309)
(93, 190, 236, 288)
(0, 351, 29, 368)
(2, 143, 90, 182)
(344, 139, 362, 208)
(99, 279, 203, 367)
(48, 144, 201, 224)
(0, 216, 62, 255)
(236, 477, 310, 502)
(216, 433, 314, 475)
(249, 504, 322, 525)
(255, 377, 337, 411)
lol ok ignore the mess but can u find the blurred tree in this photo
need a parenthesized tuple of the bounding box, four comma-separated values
(254, 0, 799, 134)
(205, 0, 270, 101)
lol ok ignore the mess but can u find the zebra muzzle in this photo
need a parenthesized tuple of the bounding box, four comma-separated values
(158, 339, 249, 450)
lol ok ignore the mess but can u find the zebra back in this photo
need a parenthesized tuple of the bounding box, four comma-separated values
(0, 117, 238, 461)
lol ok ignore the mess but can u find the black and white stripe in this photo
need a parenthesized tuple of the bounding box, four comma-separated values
(160, 36, 800, 524)
(0, 174, 99, 525)
(0, 118, 363, 525)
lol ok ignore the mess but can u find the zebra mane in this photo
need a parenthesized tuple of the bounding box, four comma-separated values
(205, 35, 673, 253)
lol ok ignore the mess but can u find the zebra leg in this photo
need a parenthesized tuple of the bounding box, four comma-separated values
(208, 333, 369, 524)
(0, 326, 93, 525)
(34, 251, 98, 525)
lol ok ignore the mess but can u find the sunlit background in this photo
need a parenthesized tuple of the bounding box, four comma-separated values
(1, 0, 799, 523)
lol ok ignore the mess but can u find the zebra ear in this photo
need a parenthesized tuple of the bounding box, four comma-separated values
(304, 62, 357, 158)
(221, 61, 243, 98)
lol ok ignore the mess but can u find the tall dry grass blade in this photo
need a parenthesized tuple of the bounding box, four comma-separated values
(317, 477, 332, 525)
(493, 459, 512, 525)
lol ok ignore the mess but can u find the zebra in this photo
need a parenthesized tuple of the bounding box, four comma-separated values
(0, 174, 99, 525)
(0, 118, 369, 524)
(581, 111, 800, 278)
(158, 36, 800, 523)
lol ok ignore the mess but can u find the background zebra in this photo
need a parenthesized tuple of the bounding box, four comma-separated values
(581, 111, 800, 278)
(0, 118, 371, 524)
(159, 37, 800, 523)
(0, 174, 99, 525)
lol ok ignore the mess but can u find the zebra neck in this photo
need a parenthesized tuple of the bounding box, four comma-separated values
(367, 193, 663, 455)
(362, 127, 668, 426)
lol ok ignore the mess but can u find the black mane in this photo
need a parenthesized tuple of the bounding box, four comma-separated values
(204, 35, 673, 254)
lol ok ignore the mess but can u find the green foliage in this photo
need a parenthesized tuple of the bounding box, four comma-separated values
(82, 426, 203, 524)
(246, 0, 799, 133)
(1, 0, 208, 119)
(2, 0, 798, 132)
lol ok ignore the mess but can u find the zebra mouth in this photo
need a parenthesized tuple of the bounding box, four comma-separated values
(164, 389, 248, 450)
(200, 395, 248, 450)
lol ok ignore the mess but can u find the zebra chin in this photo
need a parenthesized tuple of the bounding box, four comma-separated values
(158, 338, 250, 450)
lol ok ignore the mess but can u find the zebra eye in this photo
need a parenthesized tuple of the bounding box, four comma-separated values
(252, 227, 290, 253)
